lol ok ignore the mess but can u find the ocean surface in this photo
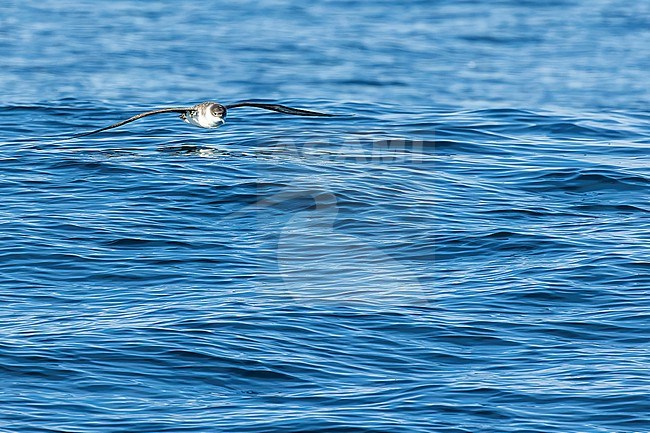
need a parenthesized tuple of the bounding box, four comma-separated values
(1, 1, 649, 432)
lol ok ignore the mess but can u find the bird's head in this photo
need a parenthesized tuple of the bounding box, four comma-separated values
(204, 102, 227, 127)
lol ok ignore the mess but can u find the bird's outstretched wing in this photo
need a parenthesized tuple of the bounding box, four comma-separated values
(72, 107, 191, 138)
(225, 102, 335, 117)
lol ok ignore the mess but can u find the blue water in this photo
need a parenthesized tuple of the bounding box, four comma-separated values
(1, 1, 649, 432)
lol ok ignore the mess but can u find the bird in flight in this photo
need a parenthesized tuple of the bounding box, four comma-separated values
(71, 101, 335, 138)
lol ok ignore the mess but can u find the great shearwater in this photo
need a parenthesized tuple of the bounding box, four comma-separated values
(72, 101, 334, 138)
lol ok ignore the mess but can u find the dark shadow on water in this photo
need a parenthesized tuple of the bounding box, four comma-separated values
(158, 143, 257, 159)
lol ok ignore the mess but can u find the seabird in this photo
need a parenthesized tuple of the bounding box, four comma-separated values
(72, 101, 334, 138)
